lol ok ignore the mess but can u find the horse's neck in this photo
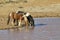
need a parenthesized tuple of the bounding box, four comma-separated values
(23, 15, 28, 21)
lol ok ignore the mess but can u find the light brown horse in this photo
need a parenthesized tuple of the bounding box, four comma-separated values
(7, 12, 29, 31)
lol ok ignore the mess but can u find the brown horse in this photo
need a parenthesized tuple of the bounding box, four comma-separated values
(7, 12, 29, 31)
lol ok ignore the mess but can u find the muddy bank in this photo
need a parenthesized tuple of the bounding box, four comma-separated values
(0, 17, 60, 29)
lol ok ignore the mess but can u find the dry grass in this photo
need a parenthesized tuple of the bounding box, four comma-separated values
(0, 0, 60, 29)
(0, 0, 60, 16)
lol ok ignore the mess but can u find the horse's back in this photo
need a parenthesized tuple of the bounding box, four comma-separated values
(9, 12, 24, 20)
(14, 13, 23, 19)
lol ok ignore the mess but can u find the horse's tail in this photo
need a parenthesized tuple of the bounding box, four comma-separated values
(7, 15, 10, 25)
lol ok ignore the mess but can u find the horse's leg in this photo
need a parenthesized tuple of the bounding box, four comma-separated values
(13, 19, 15, 23)
(14, 19, 19, 30)
(25, 21, 29, 31)
(19, 19, 22, 27)
(14, 19, 18, 26)
(18, 19, 23, 31)
(24, 17, 29, 31)
(16, 19, 18, 26)
(7, 16, 10, 25)
(11, 19, 14, 26)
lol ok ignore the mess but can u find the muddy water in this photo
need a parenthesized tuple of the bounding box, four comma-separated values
(0, 17, 60, 40)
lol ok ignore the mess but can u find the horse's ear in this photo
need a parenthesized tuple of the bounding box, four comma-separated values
(24, 13, 26, 15)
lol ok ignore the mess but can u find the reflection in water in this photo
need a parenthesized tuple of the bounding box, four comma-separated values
(0, 29, 35, 40)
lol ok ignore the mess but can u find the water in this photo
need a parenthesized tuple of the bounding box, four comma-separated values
(0, 17, 60, 40)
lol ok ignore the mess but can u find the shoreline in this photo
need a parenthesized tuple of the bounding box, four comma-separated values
(0, 12, 60, 18)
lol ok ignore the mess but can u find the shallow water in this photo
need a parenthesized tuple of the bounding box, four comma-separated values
(0, 17, 60, 40)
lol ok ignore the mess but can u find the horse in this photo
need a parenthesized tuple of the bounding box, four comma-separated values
(23, 12, 35, 29)
(7, 11, 29, 31)
(16, 11, 35, 27)
(27, 15, 35, 28)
